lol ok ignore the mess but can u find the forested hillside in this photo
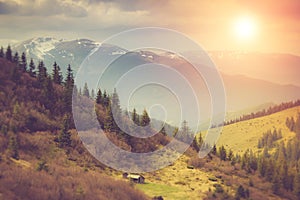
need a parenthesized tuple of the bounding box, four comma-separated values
(0, 46, 150, 200)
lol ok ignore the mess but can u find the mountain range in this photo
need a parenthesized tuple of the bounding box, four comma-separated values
(13, 37, 300, 126)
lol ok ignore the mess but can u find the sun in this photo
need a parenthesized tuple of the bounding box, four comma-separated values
(234, 16, 257, 40)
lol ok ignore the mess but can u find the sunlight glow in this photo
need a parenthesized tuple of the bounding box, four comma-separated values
(234, 16, 257, 40)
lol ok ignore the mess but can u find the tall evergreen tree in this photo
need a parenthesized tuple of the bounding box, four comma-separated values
(19, 52, 27, 72)
(52, 62, 62, 84)
(178, 120, 193, 143)
(5, 45, 12, 61)
(132, 108, 139, 125)
(140, 109, 150, 127)
(102, 90, 109, 107)
(96, 88, 102, 104)
(219, 145, 227, 161)
(29, 59, 36, 77)
(13, 52, 19, 65)
(58, 115, 72, 148)
(64, 64, 74, 114)
(42, 76, 55, 110)
(83, 82, 90, 97)
(8, 133, 19, 159)
(0, 46, 4, 58)
(104, 106, 113, 132)
(111, 88, 122, 132)
(37, 61, 47, 83)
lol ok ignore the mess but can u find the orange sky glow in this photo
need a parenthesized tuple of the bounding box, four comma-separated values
(0, 0, 299, 54)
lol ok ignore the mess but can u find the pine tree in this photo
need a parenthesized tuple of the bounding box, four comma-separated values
(212, 144, 217, 155)
(104, 106, 113, 132)
(0, 46, 4, 58)
(140, 109, 150, 127)
(132, 108, 139, 125)
(58, 115, 72, 147)
(42, 76, 55, 110)
(228, 149, 234, 161)
(64, 65, 74, 114)
(13, 52, 19, 64)
(37, 61, 47, 83)
(8, 133, 19, 159)
(191, 136, 200, 152)
(96, 88, 102, 104)
(178, 120, 192, 143)
(29, 59, 36, 77)
(5, 45, 12, 61)
(102, 90, 109, 107)
(111, 88, 122, 132)
(83, 82, 90, 97)
(52, 62, 62, 84)
(218, 145, 227, 161)
(19, 52, 27, 72)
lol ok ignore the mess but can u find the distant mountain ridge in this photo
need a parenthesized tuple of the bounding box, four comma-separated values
(12, 37, 300, 124)
(209, 51, 300, 86)
(14, 37, 100, 73)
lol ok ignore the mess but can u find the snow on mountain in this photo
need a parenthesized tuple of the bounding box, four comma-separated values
(13, 37, 100, 73)
(16, 37, 62, 60)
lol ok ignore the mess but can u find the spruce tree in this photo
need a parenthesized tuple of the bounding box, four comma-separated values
(104, 106, 113, 132)
(13, 52, 19, 65)
(59, 115, 71, 147)
(219, 145, 227, 161)
(191, 136, 200, 152)
(37, 61, 47, 83)
(102, 90, 109, 107)
(52, 62, 62, 84)
(132, 108, 139, 125)
(96, 88, 102, 104)
(140, 109, 150, 127)
(8, 133, 19, 159)
(5, 45, 12, 61)
(111, 88, 122, 132)
(29, 59, 36, 77)
(0, 46, 4, 58)
(83, 82, 90, 97)
(20, 52, 27, 72)
(64, 64, 74, 114)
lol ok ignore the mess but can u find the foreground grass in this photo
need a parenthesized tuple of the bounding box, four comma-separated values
(136, 183, 185, 200)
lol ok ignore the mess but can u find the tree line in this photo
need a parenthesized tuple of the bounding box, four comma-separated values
(212, 123, 300, 199)
(225, 100, 300, 126)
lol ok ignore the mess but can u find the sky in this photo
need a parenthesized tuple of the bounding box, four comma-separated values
(0, 0, 300, 54)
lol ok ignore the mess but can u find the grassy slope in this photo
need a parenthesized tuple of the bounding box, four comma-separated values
(134, 106, 300, 199)
(134, 155, 217, 200)
(0, 130, 149, 200)
(216, 106, 300, 154)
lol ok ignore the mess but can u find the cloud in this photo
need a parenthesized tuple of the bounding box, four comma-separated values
(0, 1, 19, 14)
(238, 0, 300, 19)
(0, 0, 88, 17)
